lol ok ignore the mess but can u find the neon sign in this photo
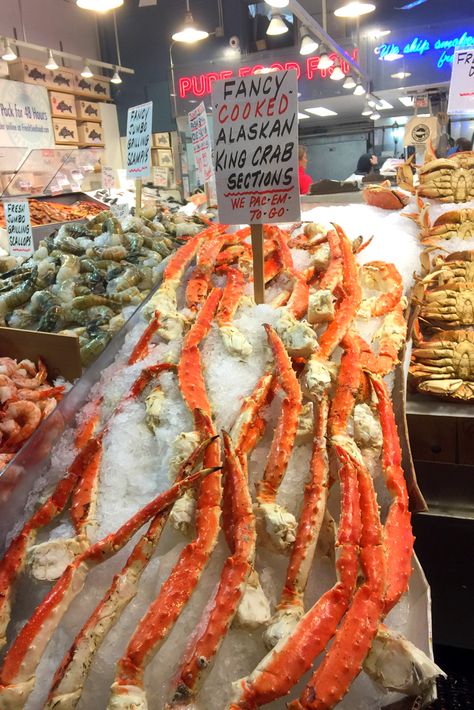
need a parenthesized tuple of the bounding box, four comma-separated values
(178, 50, 359, 99)
(375, 31, 474, 69)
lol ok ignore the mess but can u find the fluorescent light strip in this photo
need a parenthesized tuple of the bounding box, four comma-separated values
(399, 96, 414, 107)
(305, 106, 338, 116)
(298, 112, 310, 119)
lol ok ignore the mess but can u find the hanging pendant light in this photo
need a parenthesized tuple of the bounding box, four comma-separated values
(330, 64, 345, 81)
(81, 62, 93, 78)
(370, 111, 381, 120)
(342, 74, 356, 89)
(2, 39, 17, 62)
(265, 0, 289, 6)
(111, 67, 122, 84)
(334, 2, 376, 17)
(361, 101, 372, 116)
(172, 0, 209, 43)
(318, 46, 334, 70)
(45, 49, 59, 71)
(353, 82, 366, 95)
(299, 27, 319, 55)
(266, 12, 288, 35)
(77, 0, 123, 11)
(367, 95, 377, 107)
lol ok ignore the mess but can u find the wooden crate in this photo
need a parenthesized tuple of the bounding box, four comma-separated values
(50, 68, 76, 93)
(78, 121, 103, 145)
(76, 99, 100, 121)
(91, 78, 110, 100)
(52, 118, 78, 145)
(9, 60, 52, 88)
(50, 91, 77, 119)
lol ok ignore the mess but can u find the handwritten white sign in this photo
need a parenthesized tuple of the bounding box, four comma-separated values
(212, 70, 300, 225)
(4, 200, 34, 257)
(110, 202, 129, 220)
(448, 48, 474, 114)
(153, 166, 168, 187)
(126, 101, 153, 180)
(188, 101, 213, 184)
(102, 166, 115, 189)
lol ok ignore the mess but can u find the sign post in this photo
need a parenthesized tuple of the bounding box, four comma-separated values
(188, 101, 213, 206)
(125, 101, 153, 214)
(212, 69, 300, 304)
(447, 48, 474, 114)
(4, 200, 34, 258)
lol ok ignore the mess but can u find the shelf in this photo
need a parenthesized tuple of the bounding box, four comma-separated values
(77, 117, 102, 124)
(54, 141, 79, 147)
(51, 113, 78, 120)
(78, 142, 104, 148)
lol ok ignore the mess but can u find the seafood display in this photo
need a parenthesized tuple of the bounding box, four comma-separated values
(0, 210, 193, 366)
(405, 197, 474, 244)
(362, 181, 410, 211)
(397, 144, 474, 203)
(0, 216, 443, 709)
(0, 357, 64, 471)
(0, 199, 104, 228)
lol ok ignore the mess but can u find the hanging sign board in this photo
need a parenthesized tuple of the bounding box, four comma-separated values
(211, 69, 300, 225)
(153, 166, 168, 187)
(4, 199, 34, 257)
(414, 93, 429, 109)
(188, 101, 213, 184)
(125, 101, 153, 180)
(102, 165, 115, 189)
(447, 48, 474, 114)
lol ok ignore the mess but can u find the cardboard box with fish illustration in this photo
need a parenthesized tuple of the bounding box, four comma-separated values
(78, 121, 104, 145)
(75, 99, 100, 121)
(9, 60, 52, 88)
(53, 118, 78, 144)
(74, 74, 110, 100)
(50, 91, 77, 118)
(50, 67, 76, 93)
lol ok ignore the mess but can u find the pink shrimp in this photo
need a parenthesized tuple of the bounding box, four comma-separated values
(1, 401, 42, 447)
(16, 386, 64, 402)
(0, 358, 17, 377)
(0, 376, 17, 404)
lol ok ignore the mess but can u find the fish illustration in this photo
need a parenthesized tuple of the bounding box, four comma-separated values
(89, 129, 102, 141)
(53, 74, 71, 87)
(78, 79, 92, 91)
(56, 100, 73, 113)
(94, 83, 107, 95)
(85, 105, 98, 116)
(58, 126, 74, 139)
(28, 67, 46, 82)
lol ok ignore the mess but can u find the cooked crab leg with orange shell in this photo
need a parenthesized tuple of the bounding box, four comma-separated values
(109, 290, 223, 708)
(45, 437, 215, 710)
(255, 324, 302, 552)
(167, 431, 256, 707)
(185, 231, 228, 310)
(216, 265, 252, 358)
(0, 467, 214, 709)
(358, 261, 404, 319)
(263, 394, 329, 648)
(289, 443, 386, 710)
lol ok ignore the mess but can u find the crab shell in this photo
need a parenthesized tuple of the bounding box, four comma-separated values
(363, 184, 410, 210)
(418, 151, 474, 203)
(410, 329, 474, 401)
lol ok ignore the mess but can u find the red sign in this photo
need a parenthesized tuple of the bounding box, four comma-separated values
(178, 50, 359, 100)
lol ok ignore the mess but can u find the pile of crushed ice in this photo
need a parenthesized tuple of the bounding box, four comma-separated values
(4, 201, 447, 709)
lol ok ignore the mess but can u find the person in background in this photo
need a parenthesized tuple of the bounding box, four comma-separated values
(298, 145, 313, 195)
(455, 137, 472, 153)
(345, 153, 378, 187)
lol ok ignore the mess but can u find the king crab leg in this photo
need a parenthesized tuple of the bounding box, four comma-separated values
(185, 233, 227, 310)
(108, 289, 223, 709)
(255, 324, 302, 553)
(45, 437, 215, 710)
(167, 431, 256, 707)
(216, 266, 252, 358)
(0, 468, 214, 709)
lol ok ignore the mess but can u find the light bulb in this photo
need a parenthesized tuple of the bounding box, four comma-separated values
(300, 33, 319, 55)
(318, 48, 334, 70)
(45, 50, 59, 71)
(76, 0, 123, 11)
(330, 65, 345, 81)
(81, 64, 93, 78)
(266, 14, 288, 35)
(343, 74, 356, 89)
(172, 10, 209, 42)
(2, 40, 17, 62)
(353, 82, 366, 95)
(111, 69, 122, 84)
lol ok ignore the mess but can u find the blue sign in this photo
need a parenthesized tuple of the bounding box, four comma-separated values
(4, 200, 34, 257)
(375, 30, 474, 70)
(126, 101, 153, 180)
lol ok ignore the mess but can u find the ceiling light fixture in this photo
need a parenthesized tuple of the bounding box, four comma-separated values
(318, 46, 334, 70)
(370, 111, 381, 120)
(361, 102, 372, 116)
(391, 71, 411, 79)
(172, 0, 209, 43)
(298, 112, 310, 119)
(299, 27, 319, 55)
(398, 96, 414, 107)
(254, 66, 277, 74)
(45, 49, 59, 70)
(111, 67, 122, 84)
(265, 0, 289, 7)
(305, 106, 338, 116)
(1, 39, 17, 62)
(330, 64, 345, 81)
(334, 2, 376, 18)
(353, 82, 366, 95)
(376, 99, 393, 109)
(266, 13, 288, 35)
(76, 0, 123, 11)
(342, 74, 356, 89)
(81, 62, 93, 78)
(367, 95, 377, 107)
(366, 28, 391, 38)
(381, 53, 403, 61)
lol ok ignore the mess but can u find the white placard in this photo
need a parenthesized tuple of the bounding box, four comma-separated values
(212, 70, 300, 225)
(111, 202, 129, 220)
(153, 167, 168, 187)
(102, 166, 114, 189)
(448, 48, 474, 114)
(188, 101, 213, 184)
(4, 200, 34, 257)
(0, 79, 54, 148)
(126, 101, 153, 180)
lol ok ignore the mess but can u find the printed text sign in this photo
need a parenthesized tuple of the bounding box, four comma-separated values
(126, 101, 153, 180)
(188, 102, 213, 184)
(448, 49, 474, 114)
(102, 166, 115, 189)
(212, 70, 300, 225)
(4, 200, 34, 257)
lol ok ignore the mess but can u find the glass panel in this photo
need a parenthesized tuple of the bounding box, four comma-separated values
(0, 146, 30, 196)
(48, 147, 104, 194)
(2, 147, 73, 198)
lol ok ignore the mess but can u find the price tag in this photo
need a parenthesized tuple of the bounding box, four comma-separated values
(126, 101, 153, 180)
(102, 166, 115, 189)
(153, 167, 168, 187)
(111, 203, 129, 220)
(448, 48, 474, 114)
(4, 200, 34, 257)
(188, 101, 213, 184)
(212, 69, 300, 225)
